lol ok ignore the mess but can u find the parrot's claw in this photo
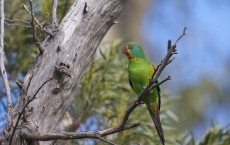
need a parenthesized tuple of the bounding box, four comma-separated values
(142, 86, 151, 94)
(142, 86, 147, 90)
(134, 98, 145, 105)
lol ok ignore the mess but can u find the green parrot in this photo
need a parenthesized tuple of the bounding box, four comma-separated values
(123, 42, 165, 145)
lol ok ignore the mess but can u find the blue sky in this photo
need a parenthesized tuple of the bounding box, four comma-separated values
(141, 0, 230, 140)
(142, 0, 230, 87)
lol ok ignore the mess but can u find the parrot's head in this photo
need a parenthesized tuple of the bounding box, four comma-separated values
(123, 42, 146, 60)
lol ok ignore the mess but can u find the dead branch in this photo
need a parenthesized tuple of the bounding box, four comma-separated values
(52, 0, 58, 28)
(149, 76, 171, 91)
(0, 0, 12, 126)
(20, 123, 139, 141)
(5, 18, 30, 25)
(4, 22, 32, 27)
(23, 3, 54, 36)
(28, 0, 45, 53)
(95, 133, 118, 145)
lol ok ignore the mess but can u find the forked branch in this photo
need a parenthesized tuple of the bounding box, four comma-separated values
(28, 0, 44, 53)
(23, 2, 54, 36)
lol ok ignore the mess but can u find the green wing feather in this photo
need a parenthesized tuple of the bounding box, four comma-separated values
(156, 79, 161, 110)
(129, 76, 134, 90)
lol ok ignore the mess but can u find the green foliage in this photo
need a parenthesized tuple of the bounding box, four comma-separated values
(176, 124, 230, 145)
(199, 124, 230, 145)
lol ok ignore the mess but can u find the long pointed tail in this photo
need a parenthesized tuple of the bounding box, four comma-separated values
(147, 106, 165, 145)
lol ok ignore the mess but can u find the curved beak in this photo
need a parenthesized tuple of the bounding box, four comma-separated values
(122, 44, 129, 55)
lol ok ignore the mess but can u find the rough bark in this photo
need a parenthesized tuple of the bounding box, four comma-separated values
(0, 0, 128, 144)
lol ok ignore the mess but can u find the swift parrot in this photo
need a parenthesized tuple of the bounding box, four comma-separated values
(123, 42, 165, 145)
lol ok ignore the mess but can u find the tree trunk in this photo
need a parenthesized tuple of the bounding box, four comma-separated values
(0, 0, 128, 144)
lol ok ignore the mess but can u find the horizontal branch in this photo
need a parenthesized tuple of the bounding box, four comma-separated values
(5, 18, 30, 25)
(21, 123, 139, 141)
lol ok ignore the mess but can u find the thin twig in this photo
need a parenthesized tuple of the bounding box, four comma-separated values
(9, 78, 53, 145)
(95, 133, 118, 145)
(5, 18, 30, 25)
(52, 0, 58, 28)
(23, 4, 54, 36)
(113, 21, 123, 24)
(173, 27, 187, 46)
(28, 0, 44, 53)
(0, 0, 12, 122)
(148, 76, 171, 91)
(5, 22, 32, 27)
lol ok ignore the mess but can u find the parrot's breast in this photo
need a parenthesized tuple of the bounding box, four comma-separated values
(128, 59, 153, 94)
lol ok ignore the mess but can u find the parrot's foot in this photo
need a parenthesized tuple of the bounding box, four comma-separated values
(142, 86, 151, 94)
(134, 98, 145, 105)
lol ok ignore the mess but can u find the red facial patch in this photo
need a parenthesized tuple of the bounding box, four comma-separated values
(123, 44, 135, 60)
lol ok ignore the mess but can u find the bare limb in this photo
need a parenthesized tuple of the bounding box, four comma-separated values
(148, 76, 171, 91)
(94, 133, 118, 145)
(20, 123, 139, 141)
(5, 18, 30, 25)
(23, 3, 54, 36)
(5, 18, 31, 27)
(9, 78, 53, 145)
(5, 22, 32, 27)
(173, 27, 187, 46)
(28, 0, 44, 53)
(0, 0, 12, 123)
(52, 0, 58, 28)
